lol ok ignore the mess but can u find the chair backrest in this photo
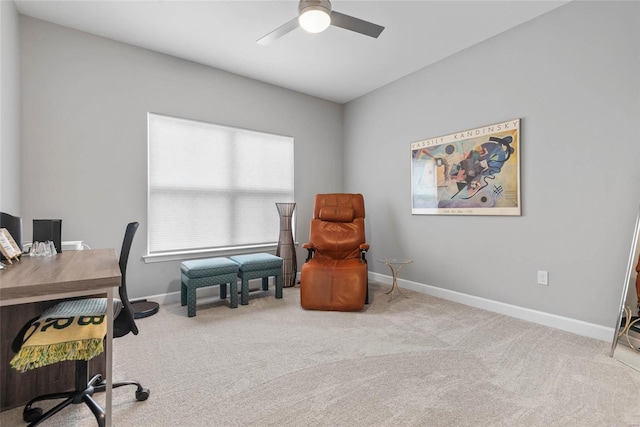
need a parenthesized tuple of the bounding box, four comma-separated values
(0, 212, 23, 259)
(114, 222, 139, 338)
(309, 193, 366, 260)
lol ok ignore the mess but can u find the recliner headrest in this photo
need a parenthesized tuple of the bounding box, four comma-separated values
(318, 207, 354, 223)
(313, 193, 365, 219)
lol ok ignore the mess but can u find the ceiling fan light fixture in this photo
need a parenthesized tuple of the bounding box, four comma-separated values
(298, 1, 331, 33)
(257, 0, 383, 45)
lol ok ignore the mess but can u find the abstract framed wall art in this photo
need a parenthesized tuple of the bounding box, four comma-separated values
(411, 118, 521, 216)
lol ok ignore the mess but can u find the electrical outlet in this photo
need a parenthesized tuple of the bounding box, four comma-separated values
(537, 270, 549, 285)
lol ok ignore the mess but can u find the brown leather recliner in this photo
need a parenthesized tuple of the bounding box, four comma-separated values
(300, 193, 370, 311)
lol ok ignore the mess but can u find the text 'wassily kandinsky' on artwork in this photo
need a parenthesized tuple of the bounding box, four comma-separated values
(411, 119, 521, 216)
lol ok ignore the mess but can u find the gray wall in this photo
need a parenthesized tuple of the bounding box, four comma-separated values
(343, 0, 640, 327)
(19, 17, 344, 298)
(13, 2, 640, 329)
(0, 0, 21, 214)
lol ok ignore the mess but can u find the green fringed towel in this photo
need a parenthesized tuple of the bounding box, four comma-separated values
(10, 298, 122, 372)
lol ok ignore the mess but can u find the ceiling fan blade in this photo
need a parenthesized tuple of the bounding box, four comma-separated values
(256, 17, 300, 45)
(330, 11, 384, 38)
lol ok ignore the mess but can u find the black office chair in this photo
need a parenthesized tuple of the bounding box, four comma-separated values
(11, 222, 149, 427)
(0, 212, 23, 260)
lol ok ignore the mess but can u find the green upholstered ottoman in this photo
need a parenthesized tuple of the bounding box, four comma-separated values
(180, 257, 239, 317)
(230, 253, 283, 305)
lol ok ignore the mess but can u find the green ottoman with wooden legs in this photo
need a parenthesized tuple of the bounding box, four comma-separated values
(230, 253, 283, 305)
(180, 257, 239, 317)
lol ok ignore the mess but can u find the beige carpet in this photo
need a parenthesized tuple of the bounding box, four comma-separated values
(2, 282, 639, 427)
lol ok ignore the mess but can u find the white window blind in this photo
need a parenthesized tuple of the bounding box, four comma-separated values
(147, 113, 294, 256)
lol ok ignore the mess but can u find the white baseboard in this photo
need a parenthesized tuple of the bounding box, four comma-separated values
(140, 289, 182, 305)
(138, 277, 283, 306)
(369, 272, 616, 343)
(137, 272, 616, 343)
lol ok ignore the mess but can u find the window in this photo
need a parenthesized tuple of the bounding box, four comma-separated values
(147, 113, 294, 260)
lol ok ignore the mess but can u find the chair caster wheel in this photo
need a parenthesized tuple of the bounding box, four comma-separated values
(135, 388, 150, 401)
(24, 407, 43, 423)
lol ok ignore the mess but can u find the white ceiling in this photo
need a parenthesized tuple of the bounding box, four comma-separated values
(13, 0, 570, 104)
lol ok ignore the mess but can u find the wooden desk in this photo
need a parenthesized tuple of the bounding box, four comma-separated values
(0, 249, 121, 426)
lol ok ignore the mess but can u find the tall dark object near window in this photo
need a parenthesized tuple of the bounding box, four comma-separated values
(33, 219, 62, 253)
(276, 203, 297, 288)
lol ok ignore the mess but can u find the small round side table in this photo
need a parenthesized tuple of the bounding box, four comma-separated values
(377, 258, 413, 302)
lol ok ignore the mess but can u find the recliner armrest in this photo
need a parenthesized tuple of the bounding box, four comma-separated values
(302, 242, 315, 262)
(360, 243, 369, 262)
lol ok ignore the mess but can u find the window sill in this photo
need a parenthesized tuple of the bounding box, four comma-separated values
(143, 243, 285, 264)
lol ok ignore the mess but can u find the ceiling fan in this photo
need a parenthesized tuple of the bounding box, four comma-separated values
(257, 0, 385, 45)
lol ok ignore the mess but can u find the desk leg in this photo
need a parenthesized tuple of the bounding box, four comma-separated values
(105, 287, 114, 427)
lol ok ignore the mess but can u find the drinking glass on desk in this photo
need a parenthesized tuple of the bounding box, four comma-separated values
(29, 241, 40, 256)
(29, 240, 57, 257)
